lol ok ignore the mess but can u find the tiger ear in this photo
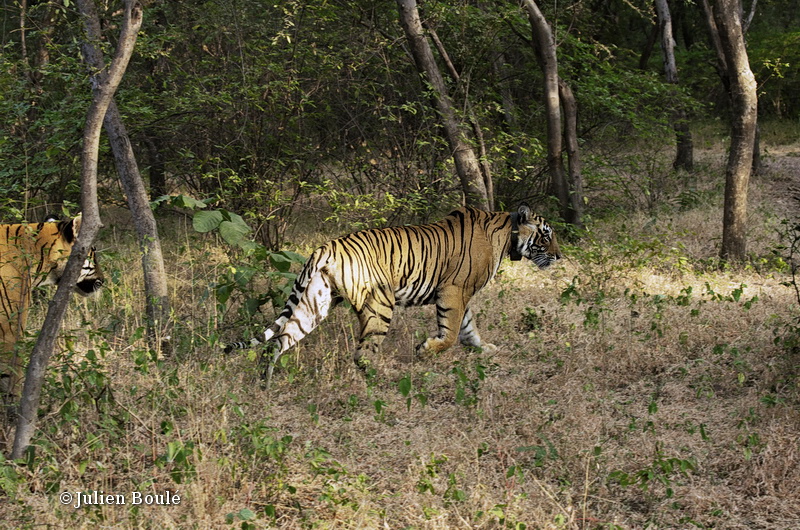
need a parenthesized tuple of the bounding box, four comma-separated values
(517, 203, 531, 224)
(62, 213, 82, 243)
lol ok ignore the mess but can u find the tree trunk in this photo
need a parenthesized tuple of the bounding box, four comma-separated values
(520, 0, 579, 224)
(396, 0, 490, 209)
(638, 21, 659, 70)
(426, 25, 494, 208)
(655, 0, 694, 171)
(145, 132, 167, 199)
(700, 0, 730, 92)
(492, 51, 528, 181)
(79, 0, 172, 353)
(742, 0, 758, 33)
(559, 79, 584, 228)
(18, 0, 56, 90)
(493, 52, 518, 132)
(752, 123, 762, 175)
(12, 0, 142, 460)
(703, 0, 760, 182)
(712, 0, 758, 261)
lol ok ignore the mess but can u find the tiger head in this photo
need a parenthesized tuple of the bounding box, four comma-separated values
(512, 204, 561, 269)
(41, 214, 104, 296)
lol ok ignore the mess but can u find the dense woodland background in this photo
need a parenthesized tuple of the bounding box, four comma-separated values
(1, 0, 800, 528)
(2, 0, 797, 231)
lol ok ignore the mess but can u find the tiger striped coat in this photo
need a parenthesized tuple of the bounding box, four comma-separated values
(1, 215, 104, 406)
(226, 204, 560, 387)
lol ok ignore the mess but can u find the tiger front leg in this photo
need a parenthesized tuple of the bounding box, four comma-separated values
(457, 307, 497, 352)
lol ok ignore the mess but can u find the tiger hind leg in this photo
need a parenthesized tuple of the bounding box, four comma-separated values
(261, 270, 338, 388)
(352, 290, 395, 371)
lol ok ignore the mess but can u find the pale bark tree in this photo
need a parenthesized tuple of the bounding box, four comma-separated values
(558, 79, 584, 228)
(706, 0, 758, 261)
(79, 0, 172, 352)
(701, 0, 761, 174)
(426, 26, 494, 207)
(11, 0, 143, 460)
(520, 0, 583, 227)
(654, 0, 694, 171)
(396, 0, 491, 210)
(701, 0, 729, 89)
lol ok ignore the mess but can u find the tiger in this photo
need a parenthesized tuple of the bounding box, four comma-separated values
(225, 204, 561, 387)
(0, 214, 104, 408)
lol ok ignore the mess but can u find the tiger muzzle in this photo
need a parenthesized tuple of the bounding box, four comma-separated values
(76, 277, 104, 296)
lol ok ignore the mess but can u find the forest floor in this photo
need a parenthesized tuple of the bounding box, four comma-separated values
(2, 135, 800, 529)
(762, 144, 800, 216)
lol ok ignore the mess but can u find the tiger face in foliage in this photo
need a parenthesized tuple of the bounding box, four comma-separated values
(0, 215, 104, 405)
(225, 205, 560, 387)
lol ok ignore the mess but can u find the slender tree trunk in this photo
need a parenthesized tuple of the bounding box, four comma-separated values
(426, 25, 494, 207)
(492, 51, 530, 187)
(12, 0, 142, 460)
(493, 52, 518, 132)
(639, 21, 659, 70)
(145, 132, 167, 199)
(520, 0, 583, 226)
(16, 0, 56, 216)
(396, 0, 490, 209)
(79, 0, 172, 352)
(700, 0, 730, 91)
(18, 0, 55, 89)
(703, 0, 760, 180)
(105, 105, 172, 351)
(752, 123, 762, 175)
(559, 79, 584, 228)
(655, 0, 694, 171)
(742, 0, 758, 33)
(711, 0, 758, 261)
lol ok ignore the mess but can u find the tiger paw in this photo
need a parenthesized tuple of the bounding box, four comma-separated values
(414, 341, 432, 360)
(481, 342, 498, 353)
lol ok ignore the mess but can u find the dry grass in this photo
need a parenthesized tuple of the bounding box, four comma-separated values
(2, 145, 800, 529)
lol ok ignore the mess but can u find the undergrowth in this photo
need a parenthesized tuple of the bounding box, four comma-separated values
(1, 152, 799, 529)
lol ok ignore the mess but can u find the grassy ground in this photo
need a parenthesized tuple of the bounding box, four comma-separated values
(1, 136, 800, 529)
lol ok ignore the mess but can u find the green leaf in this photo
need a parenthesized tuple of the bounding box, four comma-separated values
(244, 297, 263, 316)
(398, 376, 412, 397)
(152, 194, 211, 210)
(175, 195, 211, 210)
(268, 250, 305, 271)
(219, 219, 251, 247)
(193, 210, 224, 233)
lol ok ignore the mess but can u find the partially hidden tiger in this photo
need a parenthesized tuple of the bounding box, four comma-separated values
(0, 214, 104, 410)
(225, 204, 561, 388)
